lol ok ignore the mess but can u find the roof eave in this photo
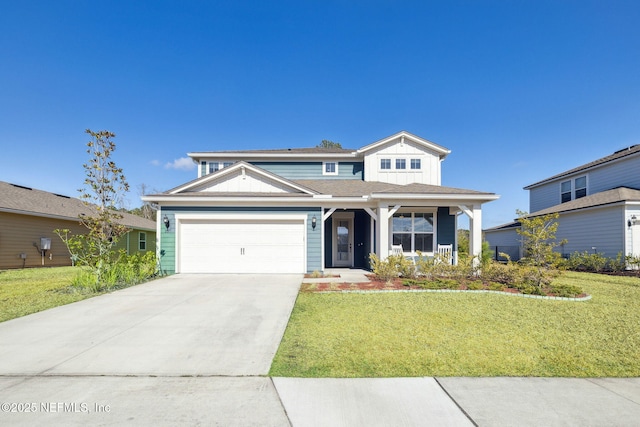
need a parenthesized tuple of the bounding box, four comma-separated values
(188, 152, 359, 160)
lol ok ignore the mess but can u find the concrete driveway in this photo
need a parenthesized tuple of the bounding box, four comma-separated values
(0, 274, 301, 377)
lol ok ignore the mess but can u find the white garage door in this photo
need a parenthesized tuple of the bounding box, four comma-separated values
(178, 218, 305, 273)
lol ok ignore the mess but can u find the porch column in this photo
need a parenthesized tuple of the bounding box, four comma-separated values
(376, 204, 390, 259)
(469, 204, 483, 267)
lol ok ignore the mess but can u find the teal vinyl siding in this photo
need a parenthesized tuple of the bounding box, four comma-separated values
(251, 161, 364, 180)
(306, 208, 322, 271)
(158, 206, 322, 274)
(158, 211, 175, 274)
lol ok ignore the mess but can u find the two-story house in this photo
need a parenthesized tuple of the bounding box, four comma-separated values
(143, 131, 498, 274)
(485, 144, 640, 262)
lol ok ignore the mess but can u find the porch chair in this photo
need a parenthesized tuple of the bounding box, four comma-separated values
(437, 244, 453, 265)
(391, 244, 404, 256)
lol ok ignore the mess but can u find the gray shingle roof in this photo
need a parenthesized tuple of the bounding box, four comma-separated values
(525, 144, 640, 189)
(0, 181, 156, 230)
(191, 147, 356, 155)
(294, 180, 495, 197)
(529, 186, 640, 216)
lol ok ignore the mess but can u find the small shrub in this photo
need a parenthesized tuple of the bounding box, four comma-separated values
(466, 280, 484, 290)
(626, 254, 640, 270)
(481, 261, 521, 285)
(310, 270, 323, 278)
(607, 253, 627, 273)
(369, 253, 399, 281)
(70, 251, 157, 292)
(488, 282, 505, 291)
(417, 279, 458, 290)
(566, 251, 607, 272)
(548, 283, 583, 298)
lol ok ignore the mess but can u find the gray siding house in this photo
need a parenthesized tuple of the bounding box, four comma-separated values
(485, 145, 640, 262)
(143, 131, 499, 274)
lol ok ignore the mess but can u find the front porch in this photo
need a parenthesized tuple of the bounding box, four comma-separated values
(320, 203, 485, 270)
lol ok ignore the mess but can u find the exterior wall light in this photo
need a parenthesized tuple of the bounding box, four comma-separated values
(311, 215, 317, 230)
(163, 215, 170, 231)
(629, 215, 638, 227)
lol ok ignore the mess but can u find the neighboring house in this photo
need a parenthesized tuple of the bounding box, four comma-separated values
(485, 144, 640, 262)
(143, 131, 498, 274)
(0, 181, 156, 269)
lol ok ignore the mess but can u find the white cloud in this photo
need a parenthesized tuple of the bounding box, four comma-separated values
(165, 157, 196, 171)
(150, 159, 161, 166)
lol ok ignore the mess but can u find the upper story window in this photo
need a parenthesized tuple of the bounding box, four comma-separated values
(380, 159, 391, 170)
(395, 159, 406, 170)
(410, 159, 421, 170)
(139, 232, 146, 251)
(205, 161, 234, 174)
(323, 161, 338, 175)
(561, 175, 587, 203)
(561, 180, 572, 203)
(575, 176, 587, 199)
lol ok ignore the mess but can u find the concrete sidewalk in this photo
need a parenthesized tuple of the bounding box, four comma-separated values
(2, 375, 639, 426)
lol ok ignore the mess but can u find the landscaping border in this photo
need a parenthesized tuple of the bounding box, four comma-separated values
(316, 288, 592, 301)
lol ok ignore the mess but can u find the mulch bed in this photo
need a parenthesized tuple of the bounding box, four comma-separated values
(301, 275, 588, 298)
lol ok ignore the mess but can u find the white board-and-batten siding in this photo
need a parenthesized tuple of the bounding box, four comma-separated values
(363, 140, 441, 185)
(195, 170, 291, 193)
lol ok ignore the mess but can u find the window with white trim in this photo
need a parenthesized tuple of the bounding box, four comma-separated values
(380, 158, 391, 170)
(208, 162, 219, 173)
(561, 180, 572, 203)
(560, 175, 587, 203)
(410, 159, 421, 170)
(323, 161, 338, 175)
(395, 159, 406, 170)
(392, 212, 434, 253)
(139, 232, 146, 251)
(575, 176, 587, 199)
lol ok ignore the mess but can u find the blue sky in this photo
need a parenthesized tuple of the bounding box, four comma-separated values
(1, 1, 639, 228)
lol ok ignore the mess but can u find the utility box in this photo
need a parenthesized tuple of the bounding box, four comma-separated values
(41, 238, 51, 251)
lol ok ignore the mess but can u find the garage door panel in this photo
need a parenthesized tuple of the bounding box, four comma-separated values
(178, 218, 305, 273)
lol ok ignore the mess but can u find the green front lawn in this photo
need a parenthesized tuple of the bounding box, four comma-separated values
(0, 267, 92, 322)
(270, 271, 640, 377)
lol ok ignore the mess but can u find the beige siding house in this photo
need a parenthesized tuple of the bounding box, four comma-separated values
(0, 181, 156, 269)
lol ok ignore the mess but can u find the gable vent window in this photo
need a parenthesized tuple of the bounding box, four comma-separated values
(323, 162, 338, 175)
(410, 159, 421, 170)
(380, 159, 391, 170)
(395, 159, 406, 170)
